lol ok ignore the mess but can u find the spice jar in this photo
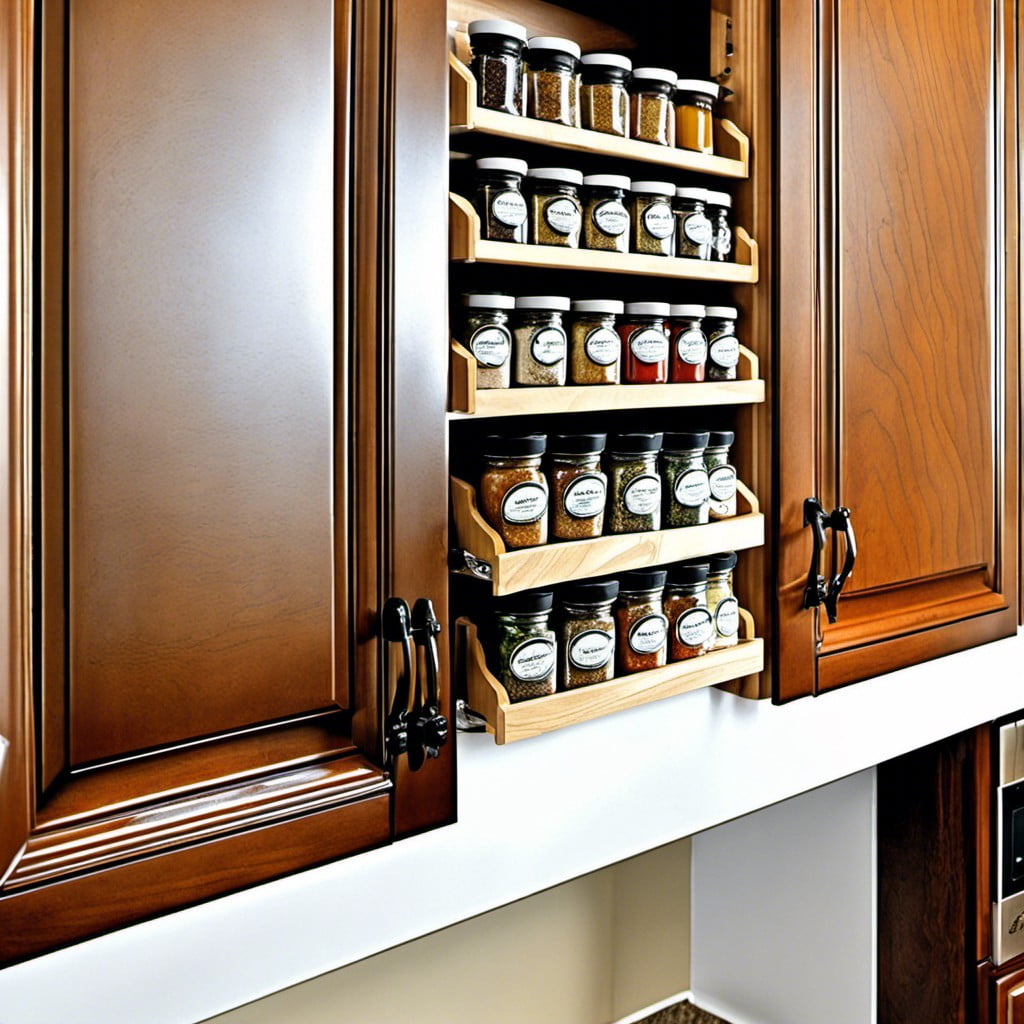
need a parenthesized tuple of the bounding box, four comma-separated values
(628, 67, 676, 146)
(705, 190, 734, 262)
(480, 434, 549, 549)
(668, 303, 708, 383)
(473, 157, 529, 243)
(674, 79, 719, 154)
(582, 174, 630, 254)
(615, 569, 669, 674)
(461, 293, 514, 389)
(580, 53, 631, 137)
(707, 551, 740, 649)
(630, 181, 676, 257)
(525, 36, 581, 127)
(549, 433, 607, 541)
(495, 590, 557, 701)
(674, 187, 714, 260)
(468, 19, 528, 117)
(661, 431, 711, 528)
(605, 432, 663, 534)
(526, 167, 584, 248)
(664, 562, 714, 661)
(704, 305, 740, 381)
(704, 430, 737, 520)
(570, 299, 622, 384)
(619, 301, 670, 384)
(513, 296, 570, 386)
(559, 580, 618, 689)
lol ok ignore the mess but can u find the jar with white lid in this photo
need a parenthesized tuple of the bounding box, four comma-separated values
(570, 298, 623, 384)
(674, 78, 719, 154)
(580, 53, 631, 137)
(526, 167, 584, 248)
(513, 295, 570, 386)
(704, 305, 740, 381)
(526, 36, 581, 126)
(629, 67, 676, 145)
(674, 186, 714, 260)
(582, 174, 630, 253)
(468, 19, 528, 116)
(473, 157, 529, 243)
(705, 189, 734, 262)
(630, 181, 676, 257)
(461, 293, 514, 389)
(619, 301, 670, 384)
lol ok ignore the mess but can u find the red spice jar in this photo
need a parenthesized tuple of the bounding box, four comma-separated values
(668, 303, 707, 383)
(619, 301, 670, 383)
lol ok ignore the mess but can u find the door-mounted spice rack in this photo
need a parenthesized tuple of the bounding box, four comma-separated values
(450, 476, 764, 595)
(457, 615, 764, 744)
(448, 54, 750, 180)
(448, 194, 759, 283)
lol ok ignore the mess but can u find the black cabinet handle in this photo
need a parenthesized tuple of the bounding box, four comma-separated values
(823, 506, 856, 624)
(381, 598, 413, 757)
(802, 498, 857, 624)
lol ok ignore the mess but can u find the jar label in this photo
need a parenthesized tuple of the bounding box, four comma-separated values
(629, 327, 669, 365)
(709, 332, 740, 368)
(568, 628, 614, 671)
(531, 326, 567, 366)
(709, 465, 737, 501)
(592, 199, 629, 237)
(501, 481, 548, 524)
(642, 200, 675, 240)
(470, 325, 511, 368)
(563, 473, 607, 519)
(584, 326, 620, 366)
(677, 607, 714, 648)
(674, 468, 711, 507)
(491, 190, 528, 227)
(683, 211, 713, 245)
(716, 225, 733, 256)
(509, 636, 556, 682)
(623, 474, 661, 515)
(544, 196, 582, 236)
(715, 596, 740, 637)
(628, 613, 668, 654)
(676, 328, 708, 366)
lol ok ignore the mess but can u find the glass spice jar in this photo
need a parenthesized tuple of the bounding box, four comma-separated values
(480, 434, 549, 549)
(664, 562, 714, 661)
(580, 53, 631, 137)
(605, 432, 663, 534)
(674, 187, 714, 260)
(705, 190, 734, 262)
(619, 301, 670, 384)
(628, 67, 676, 146)
(706, 551, 740, 649)
(495, 590, 557, 701)
(525, 36, 581, 127)
(570, 299, 622, 384)
(674, 78, 719, 154)
(704, 430, 737, 520)
(548, 433, 607, 541)
(559, 579, 618, 689)
(630, 181, 676, 257)
(615, 569, 669, 674)
(704, 305, 741, 381)
(526, 167, 584, 248)
(582, 174, 631, 253)
(668, 303, 708, 383)
(461, 293, 514, 389)
(473, 157, 529, 243)
(661, 431, 711, 528)
(468, 19, 528, 117)
(513, 296, 570, 386)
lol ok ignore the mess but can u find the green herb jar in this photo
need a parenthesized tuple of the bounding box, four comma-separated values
(661, 431, 711, 528)
(582, 174, 631, 253)
(605, 432, 663, 534)
(704, 306, 740, 381)
(473, 157, 529, 243)
(630, 181, 676, 256)
(495, 590, 557, 701)
(526, 167, 584, 248)
(461, 293, 514, 389)
(704, 430, 737, 520)
(706, 551, 740, 649)
(559, 579, 618, 689)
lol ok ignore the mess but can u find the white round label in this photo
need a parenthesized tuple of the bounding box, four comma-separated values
(676, 328, 707, 365)
(623, 474, 661, 515)
(491, 190, 528, 227)
(501, 481, 548, 524)
(584, 327, 620, 366)
(628, 614, 668, 654)
(642, 200, 675, 240)
(715, 596, 740, 637)
(562, 474, 606, 519)
(709, 332, 740, 368)
(683, 212, 713, 245)
(544, 197, 582, 236)
(530, 326, 567, 366)
(568, 629, 614, 671)
(716, 225, 732, 255)
(592, 199, 629, 237)
(470, 325, 511, 368)
(509, 637, 556, 681)
(677, 607, 714, 647)
(629, 327, 669, 365)
(709, 465, 737, 501)
(674, 468, 711, 507)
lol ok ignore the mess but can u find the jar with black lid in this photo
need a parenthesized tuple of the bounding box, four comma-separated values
(570, 299, 622, 384)
(549, 433, 607, 541)
(706, 551, 740, 649)
(615, 569, 669, 674)
(526, 36, 581, 127)
(704, 429, 737, 520)
(664, 562, 714, 661)
(605, 432, 663, 534)
(674, 187, 714, 260)
(619, 301, 670, 384)
(704, 305, 740, 381)
(468, 19, 528, 116)
(559, 579, 618, 689)
(580, 52, 631, 137)
(674, 78, 719, 154)
(526, 167, 583, 248)
(474, 157, 528, 243)
(480, 434, 549, 550)
(582, 174, 630, 253)
(513, 295, 569, 385)
(705, 190, 734, 262)
(668, 303, 707, 383)
(629, 67, 676, 146)
(661, 431, 711, 528)
(495, 590, 557, 701)
(630, 181, 676, 257)
(461, 293, 514, 390)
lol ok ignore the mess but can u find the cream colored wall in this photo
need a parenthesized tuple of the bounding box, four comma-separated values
(206, 839, 691, 1024)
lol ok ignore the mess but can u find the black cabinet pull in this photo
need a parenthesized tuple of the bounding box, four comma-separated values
(823, 506, 856, 624)
(802, 498, 857, 624)
(381, 598, 413, 757)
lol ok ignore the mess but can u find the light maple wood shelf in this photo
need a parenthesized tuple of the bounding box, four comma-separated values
(448, 339, 764, 415)
(458, 614, 764, 744)
(450, 476, 764, 595)
(449, 53, 750, 179)
(449, 193, 760, 283)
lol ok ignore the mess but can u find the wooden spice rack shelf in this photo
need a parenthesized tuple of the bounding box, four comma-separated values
(457, 615, 764, 744)
(449, 193, 760, 283)
(448, 340, 765, 416)
(449, 54, 750, 180)
(450, 476, 764, 595)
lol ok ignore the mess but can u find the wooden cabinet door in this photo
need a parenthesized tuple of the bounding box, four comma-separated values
(776, 0, 1020, 698)
(994, 966, 1024, 1022)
